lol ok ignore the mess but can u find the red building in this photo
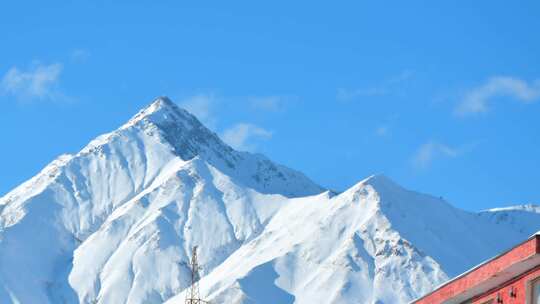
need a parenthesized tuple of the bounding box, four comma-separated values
(412, 233, 540, 304)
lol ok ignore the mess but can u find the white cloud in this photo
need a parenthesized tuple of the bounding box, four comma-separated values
(249, 96, 283, 112)
(221, 123, 272, 152)
(337, 70, 414, 102)
(375, 114, 399, 138)
(337, 87, 387, 101)
(1, 63, 63, 101)
(388, 69, 415, 84)
(180, 93, 217, 128)
(455, 76, 540, 116)
(70, 49, 91, 62)
(412, 142, 460, 169)
(375, 125, 389, 137)
(178, 94, 274, 151)
(177, 94, 273, 151)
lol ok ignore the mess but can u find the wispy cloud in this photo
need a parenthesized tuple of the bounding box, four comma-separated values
(412, 141, 461, 169)
(337, 87, 387, 101)
(455, 76, 540, 116)
(374, 114, 399, 138)
(388, 70, 415, 84)
(1, 63, 64, 102)
(70, 49, 91, 63)
(177, 93, 275, 151)
(375, 125, 390, 137)
(249, 96, 285, 112)
(337, 70, 414, 102)
(221, 123, 272, 152)
(180, 93, 218, 128)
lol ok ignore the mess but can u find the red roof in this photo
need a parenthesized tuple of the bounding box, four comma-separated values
(412, 233, 540, 304)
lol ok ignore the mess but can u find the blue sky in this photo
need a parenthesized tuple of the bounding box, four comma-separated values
(1, 1, 539, 211)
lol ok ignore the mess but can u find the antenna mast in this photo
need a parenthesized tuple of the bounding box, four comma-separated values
(185, 246, 209, 304)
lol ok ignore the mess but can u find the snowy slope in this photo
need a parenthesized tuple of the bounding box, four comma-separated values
(1, 97, 539, 304)
(477, 204, 540, 237)
(165, 176, 540, 304)
(0, 97, 322, 304)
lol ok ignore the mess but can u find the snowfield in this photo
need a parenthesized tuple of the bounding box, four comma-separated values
(1, 97, 539, 304)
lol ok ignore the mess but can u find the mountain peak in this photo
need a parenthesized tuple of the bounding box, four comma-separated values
(74, 96, 324, 199)
(361, 173, 392, 185)
(348, 174, 402, 193)
(337, 174, 403, 205)
(146, 96, 176, 112)
(119, 97, 235, 163)
(123, 96, 191, 128)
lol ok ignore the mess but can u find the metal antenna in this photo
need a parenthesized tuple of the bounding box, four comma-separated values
(185, 246, 209, 304)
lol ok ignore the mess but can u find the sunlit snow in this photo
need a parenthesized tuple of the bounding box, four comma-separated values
(1, 97, 539, 304)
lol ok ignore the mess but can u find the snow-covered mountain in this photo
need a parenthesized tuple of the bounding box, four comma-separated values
(1, 97, 539, 304)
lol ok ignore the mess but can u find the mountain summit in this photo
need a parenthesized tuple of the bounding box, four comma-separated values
(1, 97, 539, 304)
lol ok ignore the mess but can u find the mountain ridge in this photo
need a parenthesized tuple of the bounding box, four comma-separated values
(1, 97, 539, 304)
